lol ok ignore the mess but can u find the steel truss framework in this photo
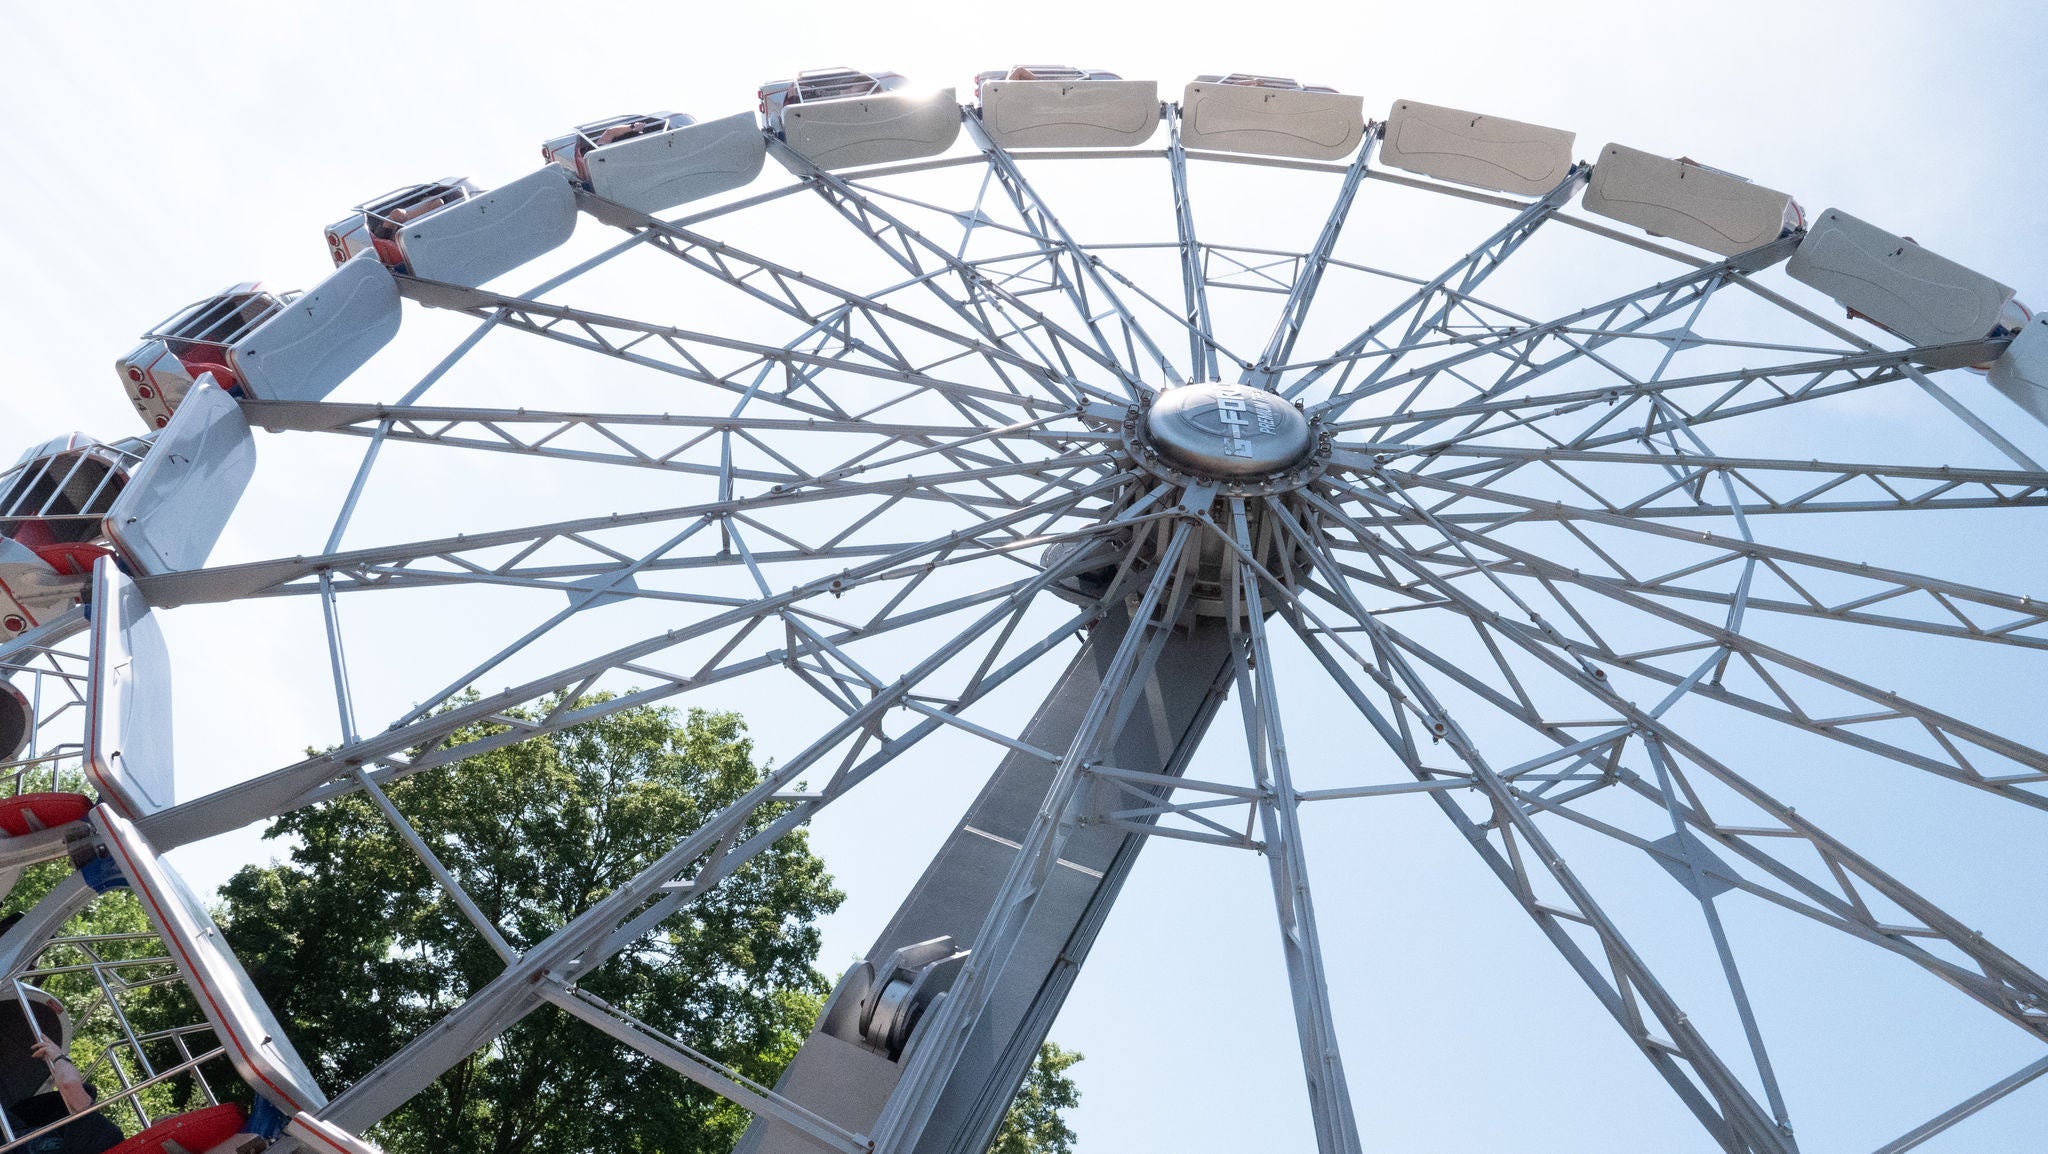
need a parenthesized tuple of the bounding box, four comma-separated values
(5, 110, 2046, 1154)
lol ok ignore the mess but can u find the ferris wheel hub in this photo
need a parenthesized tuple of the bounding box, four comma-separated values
(1137, 382, 1316, 484)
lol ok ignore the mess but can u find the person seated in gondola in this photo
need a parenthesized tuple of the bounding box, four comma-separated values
(0, 966, 262, 1154)
(373, 195, 449, 237)
(362, 193, 450, 268)
(551, 115, 676, 183)
(1, 1039, 122, 1154)
(593, 116, 668, 146)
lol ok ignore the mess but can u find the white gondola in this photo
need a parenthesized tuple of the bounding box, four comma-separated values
(232, 255, 401, 402)
(1787, 207, 2022, 349)
(325, 179, 477, 268)
(1179, 74, 1365, 162)
(547, 111, 766, 216)
(326, 170, 578, 288)
(975, 66, 1159, 149)
(115, 260, 398, 431)
(0, 433, 134, 641)
(0, 678, 28, 763)
(102, 381, 256, 576)
(0, 538, 80, 642)
(117, 284, 278, 429)
(761, 68, 960, 171)
(543, 112, 695, 179)
(1379, 98, 1576, 196)
(92, 805, 328, 1113)
(1987, 312, 2048, 426)
(85, 559, 175, 818)
(1584, 144, 1804, 257)
(397, 168, 579, 287)
(0, 433, 136, 547)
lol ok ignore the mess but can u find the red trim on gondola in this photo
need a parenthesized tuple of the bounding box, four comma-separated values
(178, 359, 238, 391)
(31, 542, 109, 578)
(101, 1104, 246, 1154)
(9, 521, 56, 551)
(0, 792, 93, 836)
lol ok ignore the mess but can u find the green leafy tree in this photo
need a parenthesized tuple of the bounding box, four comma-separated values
(215, 702, 843, 1154)
(987, 1043, 1083, 1154)
(0, 699, 1083, 1153)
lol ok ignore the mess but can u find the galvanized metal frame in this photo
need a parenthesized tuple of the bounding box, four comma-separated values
(7, 118, 2041, 1154)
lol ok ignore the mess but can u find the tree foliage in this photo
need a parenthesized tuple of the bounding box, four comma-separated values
(216, 702, 843, 1154)
(986, 1043, 1083, 1154)
(0, 697, 1084, 1154)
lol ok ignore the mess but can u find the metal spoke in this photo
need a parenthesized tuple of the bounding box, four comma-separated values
(578, 189, 1089, 410)
(1304, 236, 1798, 425)
(1224, 498, 1361, 1153)
(136, 453, 1124, 608)
(1364, 465, 2048, 648)
(1280, 166, 1589, 402)
(1329, 478, 2048, 804)
(776, 141, 1147, 401)
(1249, 503, 1797, 1152)
(140, 475, 1156, 852)
(301, 510, 1136, 1133)
(1716, 271, 2042, 472)
(1167, 106, 1220, 380)
(395, 276, 1067, 424)
(1244, 129, 1378, 389)
(964, 113, 1181, 384)
(1295, 497, 2048, 1031)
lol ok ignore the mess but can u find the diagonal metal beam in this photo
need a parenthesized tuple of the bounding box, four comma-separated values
(1225, 497, 1361, 1153)
(869, 506, 1210, 1152)
(306, 515, 1132, 1135)
(577, 187, 1087, 408)
(1243, 127, 1379, 390)
(1282, 166, 1589, 403)
(1317, 494, 2048, 1034)
(1249, 506, 1796, 1152)
(776, 140, 1144, 402)
(964, 111, 1180, 385)
(1302, 235, 1796, 426)
(1167, 106, 1219, 381)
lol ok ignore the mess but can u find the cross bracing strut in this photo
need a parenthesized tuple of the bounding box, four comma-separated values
(1311, 481, 2048, 808)
(288, 497, 1166, 1133)
(578, 188, 1094, 410)
(776, 141, 1153, 399)
(1222, 499, 1362, 1152)
(964, 112, 1181, 384)
(1279, 166, 1589, 402)
(396, 276, 1076, 425)
(1332, 476, 2048, 795)
(1166, 106, 1219, 381)
(1325, 341, 1993, 453)
(1223, 502, 1798, 1152)
(1244, 129, 1378, 389)
(137, 473, 1153, 852)
(1351, 464, 2048, 646)
(134, 451, 1125, 608)
(1304, 496, 2048, 1036)
(1302, 236, 1798, 425)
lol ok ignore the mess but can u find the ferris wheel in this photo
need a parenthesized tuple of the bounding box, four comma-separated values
(3, 62, 2047, 1154)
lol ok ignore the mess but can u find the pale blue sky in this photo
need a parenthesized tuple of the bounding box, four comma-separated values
(2, 3, 2046, 1151)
